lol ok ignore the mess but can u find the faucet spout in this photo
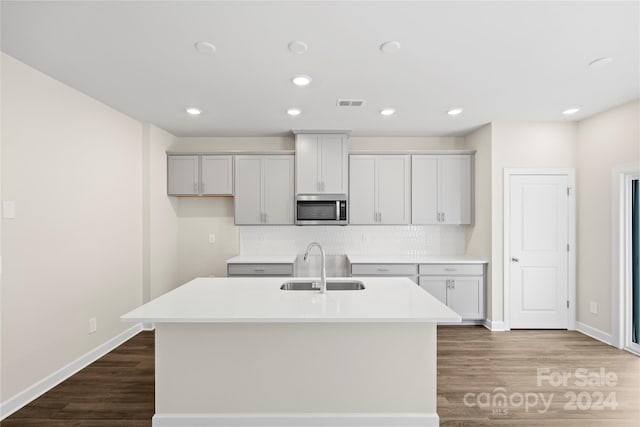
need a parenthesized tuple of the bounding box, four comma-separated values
(303, 242, 326, 293)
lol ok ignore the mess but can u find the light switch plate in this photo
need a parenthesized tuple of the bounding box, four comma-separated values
(3, 201, 15, 219)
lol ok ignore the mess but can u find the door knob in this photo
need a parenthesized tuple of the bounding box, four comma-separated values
(511, 257, 520, 263)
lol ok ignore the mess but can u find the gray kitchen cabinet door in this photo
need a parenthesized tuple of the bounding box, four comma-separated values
(294, 134, 320, 194)
(167, 155, 199, 195)
(447, 276, 484, 319)
(411, 155, 439, 224)
(377, 155, 410, 224)
(412, 154, 472, 225)
(234, 156, 263, 224)
(263, 156, 294, 224)
(319, 134, 348, 194)
(349, 155, 377, 224)
(201, 155, 233, 195)
(439, 155, 472, 224)
(418, 277, 448, 305)
(295, 133, 348, 194)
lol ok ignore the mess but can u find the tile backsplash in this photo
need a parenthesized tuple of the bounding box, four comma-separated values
(239, 225, 466, 276)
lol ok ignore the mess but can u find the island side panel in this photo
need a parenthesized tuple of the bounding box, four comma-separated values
(155, 322, 437, 415)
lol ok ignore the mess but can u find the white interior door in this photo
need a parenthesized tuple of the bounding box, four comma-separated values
(509, 174, 569, 329)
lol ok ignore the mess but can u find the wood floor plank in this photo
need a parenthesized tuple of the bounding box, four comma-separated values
(3, 326, 639, 426)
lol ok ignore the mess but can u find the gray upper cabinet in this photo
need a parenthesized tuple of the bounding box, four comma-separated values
(201, 155, 233, 195)
(349, 155, 411, 224)
(168, 155, 199, 195)
(295, 133, 348, 194)
(412, 154, 472, 225)
(167, 154, 233, 196)
(234, 155, 294, 225)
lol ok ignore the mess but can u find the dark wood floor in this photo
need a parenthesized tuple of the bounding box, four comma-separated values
(3, 327, 639, 426)
(2, 331, 155, 426)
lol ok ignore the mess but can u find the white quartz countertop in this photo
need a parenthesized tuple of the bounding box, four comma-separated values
(121, 277, 461, 324)
(226, 255, 297, 264)
(347, 255, 488, 264)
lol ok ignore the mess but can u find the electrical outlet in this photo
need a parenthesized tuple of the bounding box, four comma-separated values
(590, 301, 598, 314)
(89, 317, 97, 334)
(208, 233, 216, 244)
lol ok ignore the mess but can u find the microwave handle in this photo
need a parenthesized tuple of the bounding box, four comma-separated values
(336, 201, 340, 220)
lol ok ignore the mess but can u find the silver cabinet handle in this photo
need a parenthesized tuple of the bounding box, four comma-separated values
(511, 257, 520, 263)
(253, 269, 265, 273)
(377, 268, 390, 272)
(446, 279, 450, 289)
(442, 212, 445, 223)
(444, 268, 457, 272)
(451, 280, 455, 289)
(194, 182, 198, 193)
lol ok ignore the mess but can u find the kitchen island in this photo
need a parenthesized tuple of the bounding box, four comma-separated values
(122, 277, 460, 427)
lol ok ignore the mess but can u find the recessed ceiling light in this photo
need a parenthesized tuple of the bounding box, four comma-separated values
(292, 75, 312, 86)
(588, 57, 613, 68)
(562, 108, 580, 115)
(447, 108, 464, 116)
(380, 108, 396, 116)
(185, 107, 203, 116)
(287, 108, 302, 116)
(194, 41, 216, 54)
(288, 41, 308, 54)
(380, 41, 401, 54)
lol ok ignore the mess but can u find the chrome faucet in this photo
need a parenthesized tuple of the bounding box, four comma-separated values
(303, 242, 326, 293)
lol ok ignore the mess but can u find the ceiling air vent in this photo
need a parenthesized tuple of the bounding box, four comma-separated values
(337, 99, 365, 107)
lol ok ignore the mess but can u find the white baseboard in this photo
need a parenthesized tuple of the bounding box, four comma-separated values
(576, 321, 613, 346)
(0, 323, 143, 420)
(153, 413, 439, 427)
(142, 322, 155, 331)
(483, 319, 507, 331)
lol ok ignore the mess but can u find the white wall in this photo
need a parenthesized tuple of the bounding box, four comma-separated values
(145, 124, 180, 300)
(577, 100, 640, 334)
(463, 124, 493, 318)
(490, 122, 577, 323)
(0, 54, 143, 401)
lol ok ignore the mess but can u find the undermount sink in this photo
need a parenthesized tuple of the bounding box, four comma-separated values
(280, 280, 365, 291)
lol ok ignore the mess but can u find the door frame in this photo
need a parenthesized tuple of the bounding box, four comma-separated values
(612, 163, 640, 353)
(503, 168, 576, 331)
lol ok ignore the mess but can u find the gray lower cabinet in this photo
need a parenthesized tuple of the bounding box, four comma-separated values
(418, 264, 485, 320)
(349, 261, 485, 320)
(227, 263, 294, 277)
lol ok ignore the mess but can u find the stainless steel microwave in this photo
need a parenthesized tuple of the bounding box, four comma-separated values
(295, 194, 348, 225)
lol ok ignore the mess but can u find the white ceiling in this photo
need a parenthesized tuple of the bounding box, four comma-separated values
(1, 1, 638, 137)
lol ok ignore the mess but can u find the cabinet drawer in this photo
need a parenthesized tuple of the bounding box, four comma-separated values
(227, 264, 294, 276)
(351, 264, 417, 276)
(419, 264, 484, 276)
